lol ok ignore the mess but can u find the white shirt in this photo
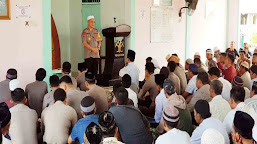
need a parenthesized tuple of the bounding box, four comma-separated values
(126, 88, 138, 107)
(245, 95, 257, 104)
(124, 62, 140, 88)
(41, 101, 78, 144)
(156, 128, 191, 144)
(244, 87, 251, 100)
(209, 95, 231, 121)
(185, 75, 198, 95)
(223, 102, 257, 134)
(241, 71, 251, 90)
(191, 118, 230, 144)
(218, 77, 232, 102)
(250, 77, 257, 91)
(103, 137, 125, 144)
(9, 104, 38, 144)
(154, 89, 168, 123)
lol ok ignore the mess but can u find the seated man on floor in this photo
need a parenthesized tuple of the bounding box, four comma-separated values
(138, 62, 159, 118)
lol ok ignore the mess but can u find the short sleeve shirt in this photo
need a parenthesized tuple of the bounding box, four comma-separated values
(185, 75, 197, 95)
(70, 115, 99, 144)
(82, 28, 102, 59)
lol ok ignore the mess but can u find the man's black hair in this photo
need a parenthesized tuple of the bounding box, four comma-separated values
(208, 67, 221, 78)
(59, 75, 73, 85)
(11, 88, 25, 103)
(115, 87, 128, 105)
(160, 67, 169, 79)
(155, 74, 166, 88)
(230, 86, 245, 103)
(194, 100, 211, 119)
(250, 65, 257, 75)
(50, 75, 59, 87)
(168, 61, 176, 73)
(62, 62, 71, 73)
(145, 62, 155, 74)
(54, 88, 67, 102)
(197, 72, 210, 85)
(127, 50, 136, 62)
(36, 68, 46, 81)
(122, 74, 131, 88)
(85, 72, 96, 84)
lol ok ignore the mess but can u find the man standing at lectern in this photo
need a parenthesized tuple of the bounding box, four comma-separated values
(82, 16, 102, 75)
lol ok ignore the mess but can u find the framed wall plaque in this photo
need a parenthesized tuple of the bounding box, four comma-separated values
(0, 0, 10, 20)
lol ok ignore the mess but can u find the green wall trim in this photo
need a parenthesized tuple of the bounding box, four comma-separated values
(42, 0, 52, 88)
(185, 6, 190, 60)
(226, 0, 229, 48)
(131, 0, 136, 51)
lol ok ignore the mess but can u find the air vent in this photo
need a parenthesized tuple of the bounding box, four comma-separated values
(82, 0, 100, 3)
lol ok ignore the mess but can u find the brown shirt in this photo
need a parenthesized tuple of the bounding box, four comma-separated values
(174, 66, 187, 94)
(82, 28, 102, 59)
(85, 85, 108, 114)
(67, 88, 87, 119)
(138, 74, 159, 101)
(25, 81, 48, 117)
(168, 72, 181, 95)
(76, 71, 88, 92)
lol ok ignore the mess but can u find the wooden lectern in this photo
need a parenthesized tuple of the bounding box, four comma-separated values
(102, 25, 131, 79)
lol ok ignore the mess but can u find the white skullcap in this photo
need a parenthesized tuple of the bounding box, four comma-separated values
(119, 68, 128, 77)
(214, 47, 220, 52)
(9, 79, 20, 91)
(201, 129, 225, 144)
(151, 59, 160, 69)
(186, 58, 194, 65)
(87, 16, 95, 21)
(253, 125, 257, 142)
(206, 49, 213, 54)
(194, 52, 200, 56)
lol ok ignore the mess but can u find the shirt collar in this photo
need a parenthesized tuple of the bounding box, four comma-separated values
(252, 95, 257, 99)
(54, 101, 65, 105)
(235, 102, 246, 110)
(212, 95, 222, 100)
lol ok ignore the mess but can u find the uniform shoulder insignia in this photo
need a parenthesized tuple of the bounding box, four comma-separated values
(93, 28, 98, 32)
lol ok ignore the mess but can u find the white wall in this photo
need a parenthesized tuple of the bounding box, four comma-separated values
(52, 0, 82, 72)
(69, 0, 83, 72)
(189, 0, 228, 62)
(228, 0, 240, 49)
(0, 0, 43, 88)
(135, 0, 228, 79)
(135, 0, 187, 80)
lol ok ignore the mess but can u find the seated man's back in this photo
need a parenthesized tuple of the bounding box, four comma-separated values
(10, 104, 38, 144)
(42, 101, 77, 143)
(86, 85, 108, 114)
(67, 88, 86, 119)
(25, 81, 48, 117)
(109, 105, 153, 144)
(41, 88, 77, 144)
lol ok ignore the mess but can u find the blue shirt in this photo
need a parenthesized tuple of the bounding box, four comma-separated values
(70, 114, 99, 144)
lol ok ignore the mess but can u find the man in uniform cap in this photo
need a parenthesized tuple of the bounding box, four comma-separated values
(0, 68, 17, 103)
(68, 96, 99, 144)
(239, 61, 251, 90)
(232, 111, 255, 144)
(82, 15, 102, 75)
(156, 105, 191, 144)
(0, 102, 12, 144)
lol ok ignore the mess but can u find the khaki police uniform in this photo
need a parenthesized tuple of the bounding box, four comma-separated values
(82, 28, 102, 75)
